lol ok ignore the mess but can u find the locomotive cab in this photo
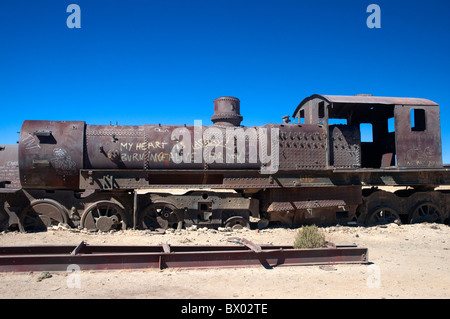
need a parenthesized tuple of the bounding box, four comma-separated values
(292, 94, 442, 169)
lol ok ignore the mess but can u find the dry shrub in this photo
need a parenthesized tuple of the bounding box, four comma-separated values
(293, 225, 326, 249)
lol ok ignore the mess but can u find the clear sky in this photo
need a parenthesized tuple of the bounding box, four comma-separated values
(1, 0, 449, 163)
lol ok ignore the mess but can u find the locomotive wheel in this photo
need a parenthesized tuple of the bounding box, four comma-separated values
(224, 216, 250, 229)
(365, 206, 401, 226)
(20, 199, 69, 232)
(81, 201, 127, 232)
(140, 203, 183, 230)
(362, 190, 402, 226)
(409, 202, 442, 224)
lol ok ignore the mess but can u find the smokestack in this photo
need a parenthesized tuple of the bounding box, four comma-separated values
(211, 96, 243, 126)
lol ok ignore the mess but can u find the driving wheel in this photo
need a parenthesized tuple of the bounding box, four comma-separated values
(81, 200, 127, 232)
(409, 202, 442, 224)
(140, 203, 183, 230)
(365, 206, 401, 226)
(20, 199, 69, 232)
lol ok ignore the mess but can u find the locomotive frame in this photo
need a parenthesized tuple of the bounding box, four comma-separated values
(1, 94, 449, 232)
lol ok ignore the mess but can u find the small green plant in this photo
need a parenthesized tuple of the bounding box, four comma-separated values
(293, 225, 326, 249)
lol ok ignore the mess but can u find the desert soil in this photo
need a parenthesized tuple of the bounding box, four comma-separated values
(0, 222, 448, 300)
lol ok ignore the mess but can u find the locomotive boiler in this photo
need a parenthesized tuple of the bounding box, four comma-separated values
(1, 94, 449, 232)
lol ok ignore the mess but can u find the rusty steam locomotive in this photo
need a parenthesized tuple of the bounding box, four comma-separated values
(1, 94, 449, 232)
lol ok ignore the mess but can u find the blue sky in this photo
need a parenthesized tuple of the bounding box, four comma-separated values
(1, 0, 449, 163)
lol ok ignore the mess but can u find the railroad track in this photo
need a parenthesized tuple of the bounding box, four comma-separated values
(0, 238, 368, 272)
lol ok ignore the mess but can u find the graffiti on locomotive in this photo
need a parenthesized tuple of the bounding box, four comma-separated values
(114, 122, 279, 173)
(171, 120, 279, 174)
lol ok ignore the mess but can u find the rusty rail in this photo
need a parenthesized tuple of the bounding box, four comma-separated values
(0, 239, 368, 272)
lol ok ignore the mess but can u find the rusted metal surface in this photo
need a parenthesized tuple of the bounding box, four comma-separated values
(293, 94, 438, 118)
(0, 145, 20, 190)
(14, 94, 446, 190)
(292, 93, 442, 169)
(18, 120, 85, 190)
(263, 186, 361, 225)
(138, 191, 258, 230)
(0, 240, 368, 272)
(211, 96, 243, 126)
(86, 123, 263, 172)
(263, 186, 361, 210)
(77, 167, 450, 191)
(394, 105, 442, 168)
(319, 95, 438, 106)
(20, 198, 69, 232)
(329, 125, 361, 168)
(0, 146, 22, 230)
(2, 93, 450, 231)
(85, 125, 145, 170)
(360, 189, 450, 226)
(277, 123, 327, 170)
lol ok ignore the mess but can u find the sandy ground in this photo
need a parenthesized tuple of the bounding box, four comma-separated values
(0, 222, 448, 300)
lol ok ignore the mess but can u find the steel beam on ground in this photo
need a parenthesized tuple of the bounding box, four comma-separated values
(0, 240, 368, 272)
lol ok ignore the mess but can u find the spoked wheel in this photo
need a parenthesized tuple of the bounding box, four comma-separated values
(365, 206, 401, 226)
(409, 202, 442, 224)
(140, 203, 183, 230)
(81, 200, 128, 232)
(224, 216, 250, 229)
(20, 199, 69, 232)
